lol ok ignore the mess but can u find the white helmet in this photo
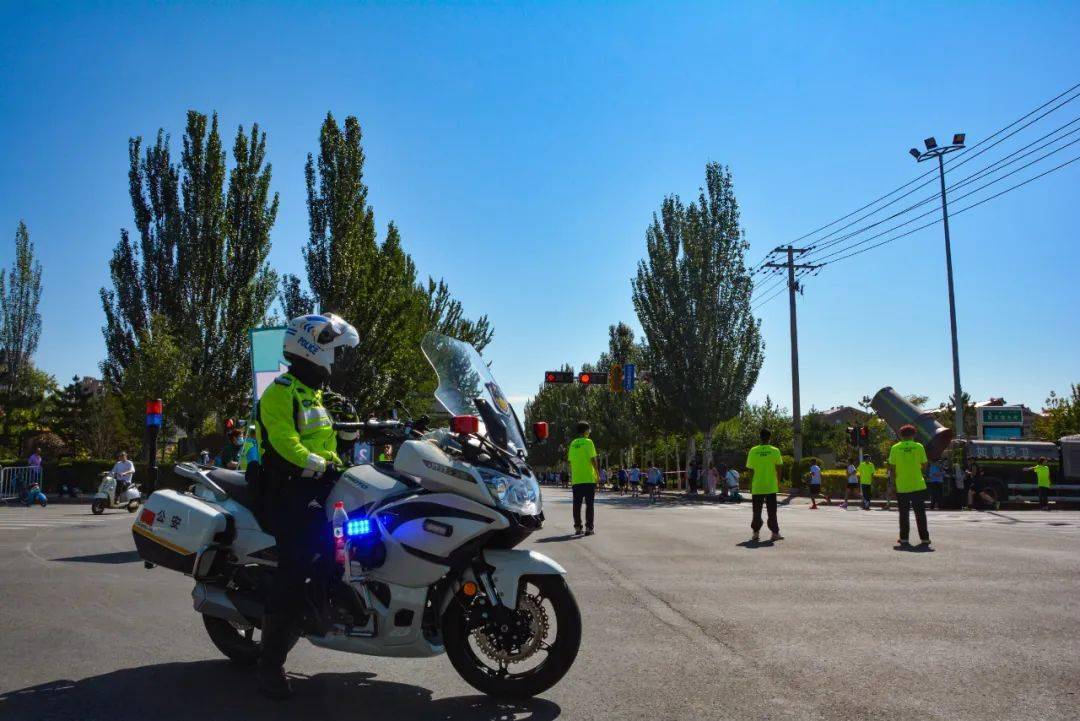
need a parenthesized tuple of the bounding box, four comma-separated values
(283, 313, 359, 378)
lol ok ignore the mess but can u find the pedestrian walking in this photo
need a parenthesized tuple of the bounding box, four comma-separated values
(888, 424, 931, 548)
(858, 456, 875, 510)
(1024, 457, 1053, 510)
(843, 460, 858, 508)
(629, 464, 642, 498)
(746, 428, 784, 543)
(926, 460, 945, 510)
(599, 467, 609, 490)
(568, 421, 600, 536)
(647, 464, 663, 500)
(616, 467, 628, 495)
(706, 462, 719, 496)
(806, 461, 822, 509)
(688, 461, 700, 494)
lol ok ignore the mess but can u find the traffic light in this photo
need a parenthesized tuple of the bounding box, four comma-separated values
(609, 364, 623, 392)
(544, 371, 574, 384)
(847, 426, 858, 446)
(858, 425, 870, 447)
(578, 371, 608, 386)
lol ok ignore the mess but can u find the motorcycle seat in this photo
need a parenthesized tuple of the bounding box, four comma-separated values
(207, 468, 257, 509)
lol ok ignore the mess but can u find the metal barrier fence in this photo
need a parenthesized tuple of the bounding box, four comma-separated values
(0, 466, 43, 502)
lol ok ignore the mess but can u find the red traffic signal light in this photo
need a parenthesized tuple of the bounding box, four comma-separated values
(544, 371, 574, 384)
(578, 371, 608, 386)
(858, 425, 870, 445)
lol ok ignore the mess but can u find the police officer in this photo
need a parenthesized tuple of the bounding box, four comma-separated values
(256, 313, 358, 700)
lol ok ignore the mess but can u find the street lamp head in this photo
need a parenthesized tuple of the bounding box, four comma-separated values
(909, 148, 922, 160)
(952, 132, 966, 146)
(924, 137, 938, 151)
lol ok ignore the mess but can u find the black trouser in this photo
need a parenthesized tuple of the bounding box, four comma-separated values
(751, 493, 779, 534)
(1038, 487, 1049, 508)
(897, 490, 930, 542)
(572, 483, 596, 530)
(927, 483, 943, 509)
(263, 477, 333, 667)
(861, 484, 872, 509)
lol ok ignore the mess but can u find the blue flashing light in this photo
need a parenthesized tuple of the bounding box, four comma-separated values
(346, 518, 373, 537)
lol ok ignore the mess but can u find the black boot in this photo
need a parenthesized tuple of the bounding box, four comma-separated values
(258, 614, 297, 700)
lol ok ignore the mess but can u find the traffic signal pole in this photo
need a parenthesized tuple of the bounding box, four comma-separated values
(765, 247, 822, 469)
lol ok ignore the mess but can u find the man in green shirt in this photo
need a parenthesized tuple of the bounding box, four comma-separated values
(887, 424, 930, 547)
(745, 428, 785, 543)
(857, 456, 876, 510)
(1024, 457, 1053, 510)
(567, 421, 600, 536)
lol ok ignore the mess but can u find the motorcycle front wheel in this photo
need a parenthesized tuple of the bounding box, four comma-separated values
(443, 574, 581, 698)
(127, 501, 140, 512)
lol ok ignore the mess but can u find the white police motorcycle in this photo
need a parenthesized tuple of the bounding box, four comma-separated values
(92, 472, 142, 514)
(132, 332, 579, 698)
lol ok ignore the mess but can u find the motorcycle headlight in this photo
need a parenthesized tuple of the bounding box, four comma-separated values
(478, 470, 541, 516)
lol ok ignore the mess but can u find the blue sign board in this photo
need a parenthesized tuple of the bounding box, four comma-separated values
(622, 363, 636, 392)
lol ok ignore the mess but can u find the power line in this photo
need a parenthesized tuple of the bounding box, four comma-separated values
(815, 151, 1080, 266)
(746, 81, 1080, 271)
(801, 115, 1080, 261)
(807, 132, 1080, 265)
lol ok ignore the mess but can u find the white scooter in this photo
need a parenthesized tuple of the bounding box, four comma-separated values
(132, 332, 580, 698)
(92, 472, 142, 514)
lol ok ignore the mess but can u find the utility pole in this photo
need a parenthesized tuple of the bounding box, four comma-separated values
(910, 133, 966, 437)
(764, 247, 822, 468)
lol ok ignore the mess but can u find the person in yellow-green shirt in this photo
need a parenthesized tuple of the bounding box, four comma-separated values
(744, 428, 785, 543)
(857, 456, 876, 510)
(567, 421, 600, 536)
(887, 424, 930, 548)
(1024, 457, 1053, 510)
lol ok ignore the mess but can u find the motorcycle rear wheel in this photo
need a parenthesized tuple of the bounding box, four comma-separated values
(126, 501, 140, 512)
(443, 574, 581, 698)
(202, 615, 262, 666)
(91, 500, 105, 515)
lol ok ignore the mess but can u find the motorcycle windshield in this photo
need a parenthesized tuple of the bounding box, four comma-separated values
(421, 332, 528, 454)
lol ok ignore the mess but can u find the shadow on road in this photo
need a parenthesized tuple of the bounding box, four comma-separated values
(0, 660, 562, 721)
(735, 540, 775, 549)
(535, 534, 580, 544)
(892, 544, 936, 553)
(52, 550, 142, 564)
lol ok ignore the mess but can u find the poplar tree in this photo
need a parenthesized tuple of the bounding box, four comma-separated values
(631, 163, 763, 467)
(300, 112, 491, 414)
(101, 112, 279, 435)
(0, 221, 43, 391)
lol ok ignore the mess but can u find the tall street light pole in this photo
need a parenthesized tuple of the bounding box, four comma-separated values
(910, 133, 966, 437)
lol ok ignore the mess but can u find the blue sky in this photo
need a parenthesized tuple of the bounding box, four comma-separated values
(1, 1, 1078, 419)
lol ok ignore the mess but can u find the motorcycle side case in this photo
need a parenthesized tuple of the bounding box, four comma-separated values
(132, 490, 230, 574)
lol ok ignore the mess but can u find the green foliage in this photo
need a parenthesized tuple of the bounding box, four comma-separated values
(0, 221, 43, 391)
(298, 112, 491, 415)
(631, 163, 763, 464)
(119, 314, 190, 441)
(0, 364, 57, 455)
(100, 111, 280, 437)
(1035, 384, 1080, 441)
(714, 396, 793, 455)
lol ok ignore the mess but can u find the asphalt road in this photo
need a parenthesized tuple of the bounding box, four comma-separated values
(1, 491, 1078, 721)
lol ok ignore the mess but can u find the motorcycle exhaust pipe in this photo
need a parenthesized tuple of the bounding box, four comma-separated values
(192, 583, 249, 625)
